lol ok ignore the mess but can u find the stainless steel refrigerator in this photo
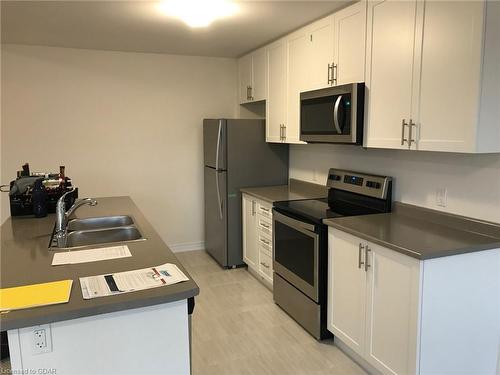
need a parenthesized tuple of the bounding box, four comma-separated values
(204, 119, 288, 268)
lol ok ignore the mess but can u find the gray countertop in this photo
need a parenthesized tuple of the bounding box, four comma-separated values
(324, 202, 500, 260)
(0, 196, 199, 331)
(240, 178, 328, 203)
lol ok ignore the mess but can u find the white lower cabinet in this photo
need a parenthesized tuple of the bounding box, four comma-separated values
(328, 227, 500, 375)
(242, 194, 258, 268)
(365, 241, 420, 375)
(242, 193, 274, 286)
(328, 229, 419, 375)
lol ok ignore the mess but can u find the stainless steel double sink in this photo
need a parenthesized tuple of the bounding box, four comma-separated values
(50, 215, 145, 249)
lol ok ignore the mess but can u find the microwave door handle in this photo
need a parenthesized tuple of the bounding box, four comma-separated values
(333, 95, 343, 134)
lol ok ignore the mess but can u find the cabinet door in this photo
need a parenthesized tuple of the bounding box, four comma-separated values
(252, 48, 267, 102)
(327, 229, 367, 357)
(308, 15, 335, 90)
(286, 29, 310, 144)
(238, 54, 253, 104)
(333, 1, 367, 85)
(415, 1, 484, 152)
(266, 39, 287, 143)
(365, 242, 421, 375)
(364, 0, 418, 149)
(242, 195, 258, 268)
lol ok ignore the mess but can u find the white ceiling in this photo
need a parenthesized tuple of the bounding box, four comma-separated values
(1, 1, 352, 58)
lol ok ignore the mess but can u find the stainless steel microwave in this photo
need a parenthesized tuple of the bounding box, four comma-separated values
(300, 83, 365, 144)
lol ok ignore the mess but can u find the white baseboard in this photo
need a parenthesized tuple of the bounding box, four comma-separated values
(168, 241, 205, 253)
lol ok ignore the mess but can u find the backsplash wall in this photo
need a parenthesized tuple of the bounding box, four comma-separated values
(290, 144, 500, 223)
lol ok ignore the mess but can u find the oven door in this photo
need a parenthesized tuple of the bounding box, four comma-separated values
(273, 210, 319, 302)
(300, 83, 362, 144)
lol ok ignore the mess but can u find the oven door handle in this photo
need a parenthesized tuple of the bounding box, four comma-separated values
(333, 95, 343, 134)
(273, 211, 317, 233)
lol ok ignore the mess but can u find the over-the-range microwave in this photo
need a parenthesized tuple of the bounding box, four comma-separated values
(300, 82, 365, 144)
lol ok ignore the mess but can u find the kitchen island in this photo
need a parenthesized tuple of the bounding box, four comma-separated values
(1, 196, 199, 374)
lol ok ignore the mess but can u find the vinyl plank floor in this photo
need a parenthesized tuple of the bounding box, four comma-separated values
(176, 250, 366, 375)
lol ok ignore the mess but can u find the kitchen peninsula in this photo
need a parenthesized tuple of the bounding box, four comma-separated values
(0, 197, 199, 374)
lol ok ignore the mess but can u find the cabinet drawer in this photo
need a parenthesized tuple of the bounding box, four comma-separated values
(259, 251, 273, 279)
(257, 216, 272, 235)
(257, 202, 272, 218)
(258, 233, 272, 253)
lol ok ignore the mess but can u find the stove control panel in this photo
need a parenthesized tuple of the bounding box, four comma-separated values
(327, 169, 392, 199)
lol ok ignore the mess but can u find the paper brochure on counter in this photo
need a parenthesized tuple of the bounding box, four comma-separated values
(80, 263, 189, 299)
(52, 245, 132, 265)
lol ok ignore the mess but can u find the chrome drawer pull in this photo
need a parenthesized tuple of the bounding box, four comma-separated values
(260, 262, 270, 269)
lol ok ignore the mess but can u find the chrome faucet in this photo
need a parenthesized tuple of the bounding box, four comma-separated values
(55, 190, 97, 247)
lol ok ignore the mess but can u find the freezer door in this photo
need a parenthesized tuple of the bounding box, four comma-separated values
(203, 119, 226, 170)
(204, 166, 228, 267)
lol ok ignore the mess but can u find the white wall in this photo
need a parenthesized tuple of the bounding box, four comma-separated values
(1, 44, 238, 250)
(290, 144, 500, 223)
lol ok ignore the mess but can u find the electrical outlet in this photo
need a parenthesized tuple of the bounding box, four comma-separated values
(32, 325, 52, 354)
(436, 188, 447, 207)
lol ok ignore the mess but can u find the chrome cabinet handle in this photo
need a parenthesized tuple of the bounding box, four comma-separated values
(246, 86, 251, 100)
(365, 246, 371, 272)
(260, 262, 270, 269)
(401, 119, 409, 145)
(249, 86, 254, 101)
(283, 125, 286, 140)
(333, 63, 338, 85)
(333, 95, 343, 133)
(358, 243, 365, 269)
(260, 207, 270, 212)
(279, 124, 283, 141)
(261, 223, 270, 229)
(260, 238, 270, 245)
(328, 63, 333, 85)
(409, 119, 417, 147)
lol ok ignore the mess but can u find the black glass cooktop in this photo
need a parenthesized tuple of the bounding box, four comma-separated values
(273, 198, 344, 224)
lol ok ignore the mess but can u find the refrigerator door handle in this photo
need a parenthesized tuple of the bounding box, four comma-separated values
(215, 120, 222, 171)
(215, 171, 223, 220)
(215, 120, 224, 220)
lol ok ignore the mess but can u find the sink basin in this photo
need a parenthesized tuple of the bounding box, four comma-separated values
(65, 226, 143, 248)
(67, 215, 134, 231)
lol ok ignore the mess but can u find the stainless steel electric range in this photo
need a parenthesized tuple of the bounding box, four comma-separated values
(272, 169, 393, 339)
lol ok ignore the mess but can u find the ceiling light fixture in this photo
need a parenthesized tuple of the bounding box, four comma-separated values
(157, 0, 239, 28)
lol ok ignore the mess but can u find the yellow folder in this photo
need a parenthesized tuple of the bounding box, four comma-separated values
(0, 280, 73, 312)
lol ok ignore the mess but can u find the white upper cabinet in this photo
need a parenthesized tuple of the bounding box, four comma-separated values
(238, 48, 267, 104)
(364, 0, 419, 150)
(333, 1, 367, 85)
(416, 1, 486, 152)
(238, 54, 253, 104)
(286, 27, 310, 144)
(266, 39, 287, 143)
(365, 0, 500, 153)
(252, 48, 267, 102)
(308, 15, 335, 90)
